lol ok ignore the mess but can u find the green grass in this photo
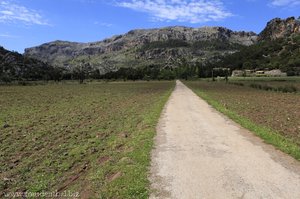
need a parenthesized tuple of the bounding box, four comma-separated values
(229, 76, 300, 82)
(0, 81, 174, 198)
(184, 81, 300, 161)
(227, 76, 300, 93)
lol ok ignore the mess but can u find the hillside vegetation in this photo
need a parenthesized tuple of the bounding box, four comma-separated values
(0, 47, 55, 82)
(217, 34, 300, 75)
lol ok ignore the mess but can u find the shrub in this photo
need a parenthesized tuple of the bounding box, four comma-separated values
(229, 82, 244, 86)
(277, 85, 297, 93)
(262, 85, 273, 91)
(249, 83, 298, 93)
(250, 83, 262, 90)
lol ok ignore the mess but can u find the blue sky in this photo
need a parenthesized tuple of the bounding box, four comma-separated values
(0, 0, 299, 53)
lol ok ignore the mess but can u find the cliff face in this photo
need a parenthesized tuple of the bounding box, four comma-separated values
(258, 17, 300, 41)
(24, 26, 257, 74)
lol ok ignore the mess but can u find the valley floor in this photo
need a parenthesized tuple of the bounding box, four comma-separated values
(0, 81, 174, 198)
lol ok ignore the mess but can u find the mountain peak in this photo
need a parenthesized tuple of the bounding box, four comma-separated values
(258, 16, 300, 41)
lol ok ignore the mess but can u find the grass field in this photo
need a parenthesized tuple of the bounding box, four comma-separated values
(229, 76, 300, 92)
(0, 81, 174, 198)
(185, 79, 300, 160)
(229, 76, 300, 82)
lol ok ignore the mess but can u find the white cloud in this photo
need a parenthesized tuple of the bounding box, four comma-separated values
(115, 0, 233, 23)
(0, 0, 49, 25)
(270, 0, 300, 6)
(0, 33, 19, 38)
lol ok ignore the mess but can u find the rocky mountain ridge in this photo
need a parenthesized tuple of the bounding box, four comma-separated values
(24, 26, 257, 74)
(12, 17, 300, 77)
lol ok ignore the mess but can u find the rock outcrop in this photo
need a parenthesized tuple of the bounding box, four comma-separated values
(258, 17, 300, 41)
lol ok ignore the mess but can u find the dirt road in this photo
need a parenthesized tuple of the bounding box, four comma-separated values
(150, 80, 300, 199)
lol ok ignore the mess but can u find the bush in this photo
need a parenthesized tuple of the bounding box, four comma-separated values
(262, 85, 273, 91)
(229, 82, 244, 86)
(18, 81, 29, 86)
(249, 83, 298, 93)
(0, 74, 12, 83)
(277, 85, 297, 93)
(250, 83, 262, 89)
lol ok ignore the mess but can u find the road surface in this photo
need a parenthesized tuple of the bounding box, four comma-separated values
(150, 80, 300, 199)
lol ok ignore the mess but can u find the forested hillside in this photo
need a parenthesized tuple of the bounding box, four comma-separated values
(0, 47, 56, 82)
(216, 34, 300, 76)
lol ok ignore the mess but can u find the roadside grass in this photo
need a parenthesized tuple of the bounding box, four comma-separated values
(0, 81, 174, 198)
(184, 81, 300, 161)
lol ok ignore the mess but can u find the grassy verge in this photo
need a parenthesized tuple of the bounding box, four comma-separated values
(0, 81, 174, 198)
(184, 81, 300, 161)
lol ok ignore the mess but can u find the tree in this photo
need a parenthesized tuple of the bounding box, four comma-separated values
(72, 60, 93, 83)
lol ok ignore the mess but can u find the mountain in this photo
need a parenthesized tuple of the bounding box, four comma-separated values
(217, 17, 300, 75)
(24, 26, 257, 74)
(0, 46, 55, 82)
(258, 17, 300, 41)
(4, 16, 299, 82)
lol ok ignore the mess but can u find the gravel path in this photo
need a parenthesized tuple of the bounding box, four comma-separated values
(150, 80, 300, 199)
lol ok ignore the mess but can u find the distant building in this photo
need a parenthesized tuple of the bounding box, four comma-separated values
(231, 70, 244, 77)
(231, 69, 287, 77)
(265, 69, 287, 77)
(255, 71, 265, 76)
(245, 70, 255, 76)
